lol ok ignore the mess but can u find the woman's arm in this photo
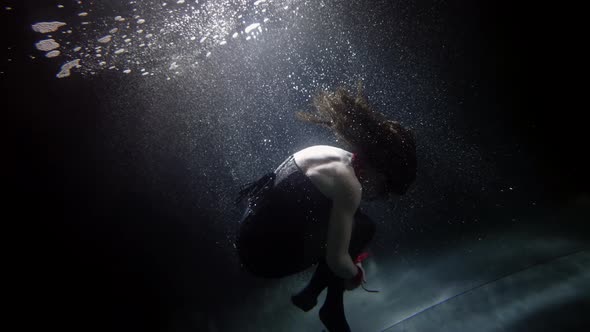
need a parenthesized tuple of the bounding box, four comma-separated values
(326, 202, 359, 279)
(323, 165, 362, 279)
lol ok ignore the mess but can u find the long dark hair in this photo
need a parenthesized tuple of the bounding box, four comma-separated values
(296, 83, 417, 195)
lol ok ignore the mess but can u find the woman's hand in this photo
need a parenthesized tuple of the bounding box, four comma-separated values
(343, 262, 366, 291)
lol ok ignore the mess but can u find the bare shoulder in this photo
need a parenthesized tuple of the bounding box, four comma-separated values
(292, 145, 360, 203)
(293, 145, 352, 173)
(307, 163, 361, 203)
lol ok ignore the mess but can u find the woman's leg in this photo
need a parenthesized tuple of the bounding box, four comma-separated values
(293, 210, 376, 307)
(292, 260, 351, 331)
(291, 259, 331, 311)
(293, 210, 376, 332)
(319, 279, 350, 332)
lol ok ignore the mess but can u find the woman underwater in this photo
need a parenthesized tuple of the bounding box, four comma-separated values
(235, 84, 417, 332)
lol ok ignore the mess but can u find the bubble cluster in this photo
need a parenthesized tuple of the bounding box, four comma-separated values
(32, 21, 67, 33)
(30, 0, 300, 79)
(24, 1, 512, 250)
(35, 39, 60, 52)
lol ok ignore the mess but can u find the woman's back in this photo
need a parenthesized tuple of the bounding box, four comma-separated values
(292, 145, 353, 175)
(292, 145, 360, 202)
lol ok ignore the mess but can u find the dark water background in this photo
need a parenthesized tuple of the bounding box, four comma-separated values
(3, 1, 587, 331)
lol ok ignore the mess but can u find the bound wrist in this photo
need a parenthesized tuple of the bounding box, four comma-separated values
(352, 266, 363, 285)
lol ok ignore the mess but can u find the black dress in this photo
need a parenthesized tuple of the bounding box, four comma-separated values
(236, 154, 375, 278)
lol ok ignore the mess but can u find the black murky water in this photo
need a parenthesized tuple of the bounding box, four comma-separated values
(4, 1, 588, 331)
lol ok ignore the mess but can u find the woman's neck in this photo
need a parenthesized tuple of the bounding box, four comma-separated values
(351, 152, 365, 179)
